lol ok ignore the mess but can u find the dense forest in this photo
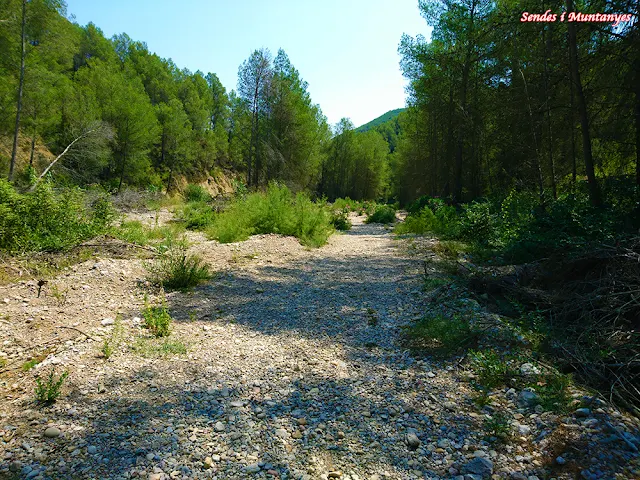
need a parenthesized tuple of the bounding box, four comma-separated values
(0, 0, 390, 200)
(1, 1, 639, 207)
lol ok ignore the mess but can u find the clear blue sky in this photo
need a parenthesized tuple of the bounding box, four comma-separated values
(64, 0, 431, 128)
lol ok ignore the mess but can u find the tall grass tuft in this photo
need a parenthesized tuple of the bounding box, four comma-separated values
(145, 241, 211, 291)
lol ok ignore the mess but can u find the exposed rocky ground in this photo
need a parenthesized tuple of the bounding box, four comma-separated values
(1, 214, 639, 480)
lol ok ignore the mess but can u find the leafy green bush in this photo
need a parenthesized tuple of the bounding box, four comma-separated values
(458, 201, 498, 243)
(402, 314, 479, 355)
(178, 201, 215, 229)
(207, 183, 333, 247)
(0, 180, 114, 253)
(142, 298, 172, 337)
(145, 242, 210, 291)
(111, 220, 184, 248)
(469, 350, 518, 389)
(396, 203, 459, 236)
(183, 184, 210, 203)
(35, 367, 68, 404)
(365, 205, 396, 224)
(133, 337, 187, 357)
(330, 211, 352, 230)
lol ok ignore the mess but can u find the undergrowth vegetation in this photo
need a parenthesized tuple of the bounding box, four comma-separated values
(142, 296, 173, 338)
(145, 241, 211, 291)
(365, 205, 396, 224)
(205, 183, 333, 247)
(399, 179, 640, 412)
(0, 179, 115, 253)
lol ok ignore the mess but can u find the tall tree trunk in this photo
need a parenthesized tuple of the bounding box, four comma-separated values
(520, 69, 545, 206)
(9, 0, 27, 181)
(570, 72, 577, 185)
(454, 56, 471, 203)
(453, 0, 477, 204)
(634, 15, 640, 187)
(29, 126, 36, 167)
(117, 146, 127, 193)
(566, 0, 601, 206)
(542, 22, 557, 199)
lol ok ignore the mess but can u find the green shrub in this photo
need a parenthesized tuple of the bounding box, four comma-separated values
(145, 242, 210, 291)
(142, 298, 172, 337)
(35, 368, 68, 404)
(111, 221, 184, 248)
(469, 350, 518, 389)
(133, 337, 187, 357)
(483, 412, 512, 441)
(0, 180, 114, 253)
(183, 184, 210, 203)
(402, 315, 479, 355)
(536, 372, 572, 412)
(207, 183, 333, 247)
(178, 201, 215, 229)
(458, 201, 498, 243)
(366, 205, 396, 224)
(101, 315, 124, 359)
(396, 204, 459, 236)
(331, 211, 352, 231)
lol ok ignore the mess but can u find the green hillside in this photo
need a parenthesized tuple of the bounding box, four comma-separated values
(355, 108, 406, 132)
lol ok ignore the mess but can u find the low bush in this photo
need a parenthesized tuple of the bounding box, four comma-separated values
(183, 184, 210, 203)
(402, 314, 479, 355)
(133, 337, 187, 357)
(365, 205, 396, 224)
(0, 180, 114, 253)
(207, 183, 333, 247)
(35, 367, 68, 404)
(177, 201, 215, 229)
(145, 242, 210, 291)
(111, 220, 184, 248)
(330, 211, 352, 231)
(469, 350, 518, 389)
(142, 298, 172, 337)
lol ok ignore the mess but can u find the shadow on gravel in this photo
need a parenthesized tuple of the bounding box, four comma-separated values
(166, 251, 422, 356)
(53, 358, 470, 480)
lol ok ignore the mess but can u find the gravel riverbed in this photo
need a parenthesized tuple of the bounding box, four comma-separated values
(1, 215, 638, 480)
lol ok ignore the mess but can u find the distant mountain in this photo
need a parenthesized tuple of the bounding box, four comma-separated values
(355, 108, 407, 132)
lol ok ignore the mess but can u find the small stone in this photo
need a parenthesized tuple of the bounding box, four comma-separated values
(518, 390, 539, 406)
(101, 318, 115, 326)
(444, 401, 457, 411)
(427, 372, 436, 378)
(406, 432, 421, 450)
(9, 461, 21, 473)
(574, 408, 591, 418)
(204, 457, 214, 469)
(328, 472, 342, 479)
(275, 428, 289, 439)
(44, 427, 61, 438)
(292, 431, 303, 439)
(520, 363, 540, 376)
(230, 401, 244, 408)
(556, 456, 566, 465)
(246, 463, 261, 473)
(517, 424, 531, 435)
(214, 421, 225, 432)
(461, 457, 494, 477)
(87, 445, 97, 454)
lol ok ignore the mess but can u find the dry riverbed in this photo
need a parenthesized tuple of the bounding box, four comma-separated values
(0, 214, 639, 480)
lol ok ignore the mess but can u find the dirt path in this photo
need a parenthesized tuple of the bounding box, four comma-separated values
(1, 215, 638, 480)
